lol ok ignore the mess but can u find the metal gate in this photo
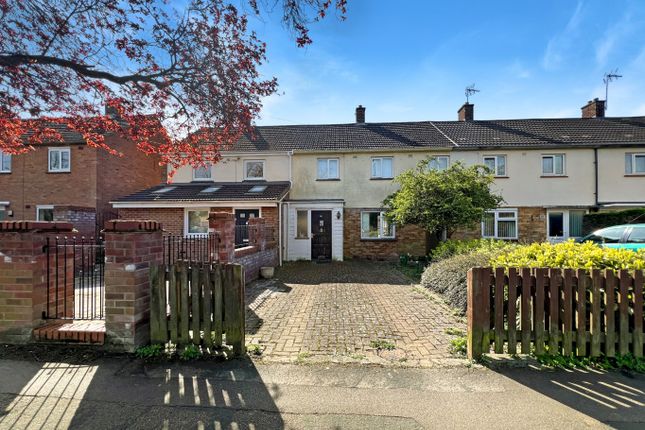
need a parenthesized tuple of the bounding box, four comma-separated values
(44, 236, 105, 320)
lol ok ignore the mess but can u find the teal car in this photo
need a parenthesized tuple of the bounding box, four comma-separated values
(577, 224, 645, 251)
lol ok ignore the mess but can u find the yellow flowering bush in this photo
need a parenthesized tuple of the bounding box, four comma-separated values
(491, 240, 645, 271)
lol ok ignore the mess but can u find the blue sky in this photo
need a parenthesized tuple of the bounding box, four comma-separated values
(247, 0, 645, 125)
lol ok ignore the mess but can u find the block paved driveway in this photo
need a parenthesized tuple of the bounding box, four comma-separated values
(245, 261, 466, 367)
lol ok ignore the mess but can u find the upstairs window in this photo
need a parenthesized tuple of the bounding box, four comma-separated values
(0, 150, 11, 173)
(541, 154, 565, 176)
(483, 155, 506, 176)
(244, 160, 265, 180)
(482, 209, 518, 240)
(371, 157, 393, 179)
(193, 164, 212, 181)
(361, 211, 395, 239)
(317, 158, 339, 180)
(427, 156, 449, 171)
(625, 153, 645, 175)
(48, 148, 71, 172)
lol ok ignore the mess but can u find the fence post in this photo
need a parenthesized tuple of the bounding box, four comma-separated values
(467, 267, 488, 360)
(209, 212, 235, 262)
(0, 221, 74, 343)
(103, 220, 163, 352)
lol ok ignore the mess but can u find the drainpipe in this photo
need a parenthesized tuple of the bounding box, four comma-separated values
(278, 200, 283, 266)
(594, 147, 599, 208)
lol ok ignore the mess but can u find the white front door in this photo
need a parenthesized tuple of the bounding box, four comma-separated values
(547, 209, 586, 242)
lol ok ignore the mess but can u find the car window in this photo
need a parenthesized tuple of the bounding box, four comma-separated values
(583, 226, 626, 244)
(627, 226, 645, 243)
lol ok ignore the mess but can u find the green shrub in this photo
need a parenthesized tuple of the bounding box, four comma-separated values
(180, 344, 202, 360)
(492, 240, 645, 271)
(421, 248, 504, 314)
(583, 208, 645, 234)
(135, 344, 164, 360)
(431, 238, 514, 261)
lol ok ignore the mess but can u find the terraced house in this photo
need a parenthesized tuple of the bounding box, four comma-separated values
(112, 99, 645, 262)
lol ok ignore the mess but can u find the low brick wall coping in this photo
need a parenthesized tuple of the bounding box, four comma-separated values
(103, 220, 162, 232)
(0, 221, 74, 232)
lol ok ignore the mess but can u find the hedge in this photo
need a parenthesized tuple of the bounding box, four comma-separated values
(583, 208, 645, 234)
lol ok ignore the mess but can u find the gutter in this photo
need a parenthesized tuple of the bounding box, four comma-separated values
(594, 147, 599, 207)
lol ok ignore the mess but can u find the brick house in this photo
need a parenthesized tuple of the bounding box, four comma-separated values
(113, 99, 645, 262)
(0, 118, 165, 236)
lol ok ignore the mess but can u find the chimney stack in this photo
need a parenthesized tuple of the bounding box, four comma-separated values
(581, 98, 605, 118)
(458, 103, 474, 121)
(355, 105, 366, 124)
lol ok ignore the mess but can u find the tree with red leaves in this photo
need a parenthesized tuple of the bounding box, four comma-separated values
(0, 0, 347, 169)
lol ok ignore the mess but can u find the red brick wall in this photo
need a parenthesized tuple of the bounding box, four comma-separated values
(0, 144, 98, 220)
(97, 134, 166, 216)
(118, 208, 184, 235)
(343, 208, 427, 260)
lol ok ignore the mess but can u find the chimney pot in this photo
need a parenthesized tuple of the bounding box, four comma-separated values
(355, 105, 365, 124)
(581, 98, 605, 118)
(458, 103, 474, 121)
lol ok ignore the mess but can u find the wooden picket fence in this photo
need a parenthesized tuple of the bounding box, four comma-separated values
(149, 262, 245, 355)
(467, 267, 644, 360)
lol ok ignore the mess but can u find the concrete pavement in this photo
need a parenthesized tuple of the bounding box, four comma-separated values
(1, 358, 644, 429)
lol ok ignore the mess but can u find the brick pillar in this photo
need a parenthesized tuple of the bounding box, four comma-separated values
(0, 221, 74, 343)
(104, 220, 163, 352)
(209, 212, 235, 262)
(248, 217, 266, 251)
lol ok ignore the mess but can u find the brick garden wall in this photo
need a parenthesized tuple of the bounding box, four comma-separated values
(234, 248, 278, 283)
(343, 208, 427, 260)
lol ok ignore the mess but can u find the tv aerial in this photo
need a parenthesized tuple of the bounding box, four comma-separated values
(465, 84, 480, 103)
(603, 69, 622, 110)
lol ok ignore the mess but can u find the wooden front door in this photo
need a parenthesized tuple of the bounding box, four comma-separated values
(311, 210, 332, 260)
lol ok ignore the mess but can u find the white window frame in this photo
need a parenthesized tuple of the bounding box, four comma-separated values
(295, 209, 309, 239)
(48, 147, 71, 173)
(371, 157, 393, 179)
(192, 164, 212, 181)
(625, 152, 645, 175)
(360, 210, 395, 240)
(481, 209, 518, 240)
(547, 209, 587, 241)
(36, 205, 55, 221)
(541, 154, 565, 176)
(483, 155, 507, 177)
(0, 150, 11, 173)
(243, 159, 265, 180)
(317, 158, 340, 180)
(184, 207, 210, 237)
(427, 155, 450, 171)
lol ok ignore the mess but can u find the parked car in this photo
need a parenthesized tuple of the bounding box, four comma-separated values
(577, 224, 645, 250)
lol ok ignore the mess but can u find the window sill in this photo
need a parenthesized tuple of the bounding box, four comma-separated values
(540, 175, 568, 178)
(316, 178, 341, 181)
(482, 237, 518, 241)
(0, 171, 11, 174)
(295, 237, 309, 240)
(370, 177, 394, 181)
(243, 178, 266, 182)
(494, 176, 509, 179)
(47, 170, 71, 174)
(624, 174, 645, 177)
(360, 237, 396, 242)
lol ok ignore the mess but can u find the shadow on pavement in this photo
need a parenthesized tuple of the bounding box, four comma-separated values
(1, 356, 284, 429)
(495, 366, 645, 429)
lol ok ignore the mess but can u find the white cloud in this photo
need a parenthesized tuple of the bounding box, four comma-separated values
(595, 11, 634, 66)
(542, 1, 584, 70)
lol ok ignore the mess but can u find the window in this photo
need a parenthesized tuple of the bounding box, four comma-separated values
(582, 226, 626, 244)
(361, 211, 395, 239)
(427, 156, 449, 171)
(248, 185, 267, 193)
(317, 158, 339, 180)
(296, 210, 308, 239)
(483, 155, 506, 176)
(244, 160, 265, 180)
(193, 164, 212, 181)
(185, 209, 209, 236)
(371, 157, 393, 179)
(547, 209, 585, 240)
(482, 209, 518, 239)
(625, 153, 645, 174)
(152, 186, 175, 194)
(200, 186, 221, 193)
(627, 226, 645, 243)
(48, 148, 71, 172)
(541, 154, 565, 176)
(0, 150, 11, 173)
(36, 205, 54, 221)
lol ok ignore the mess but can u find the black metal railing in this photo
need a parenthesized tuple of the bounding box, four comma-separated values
(44, 236, 105, 320)
(162, 233, 220, 265)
